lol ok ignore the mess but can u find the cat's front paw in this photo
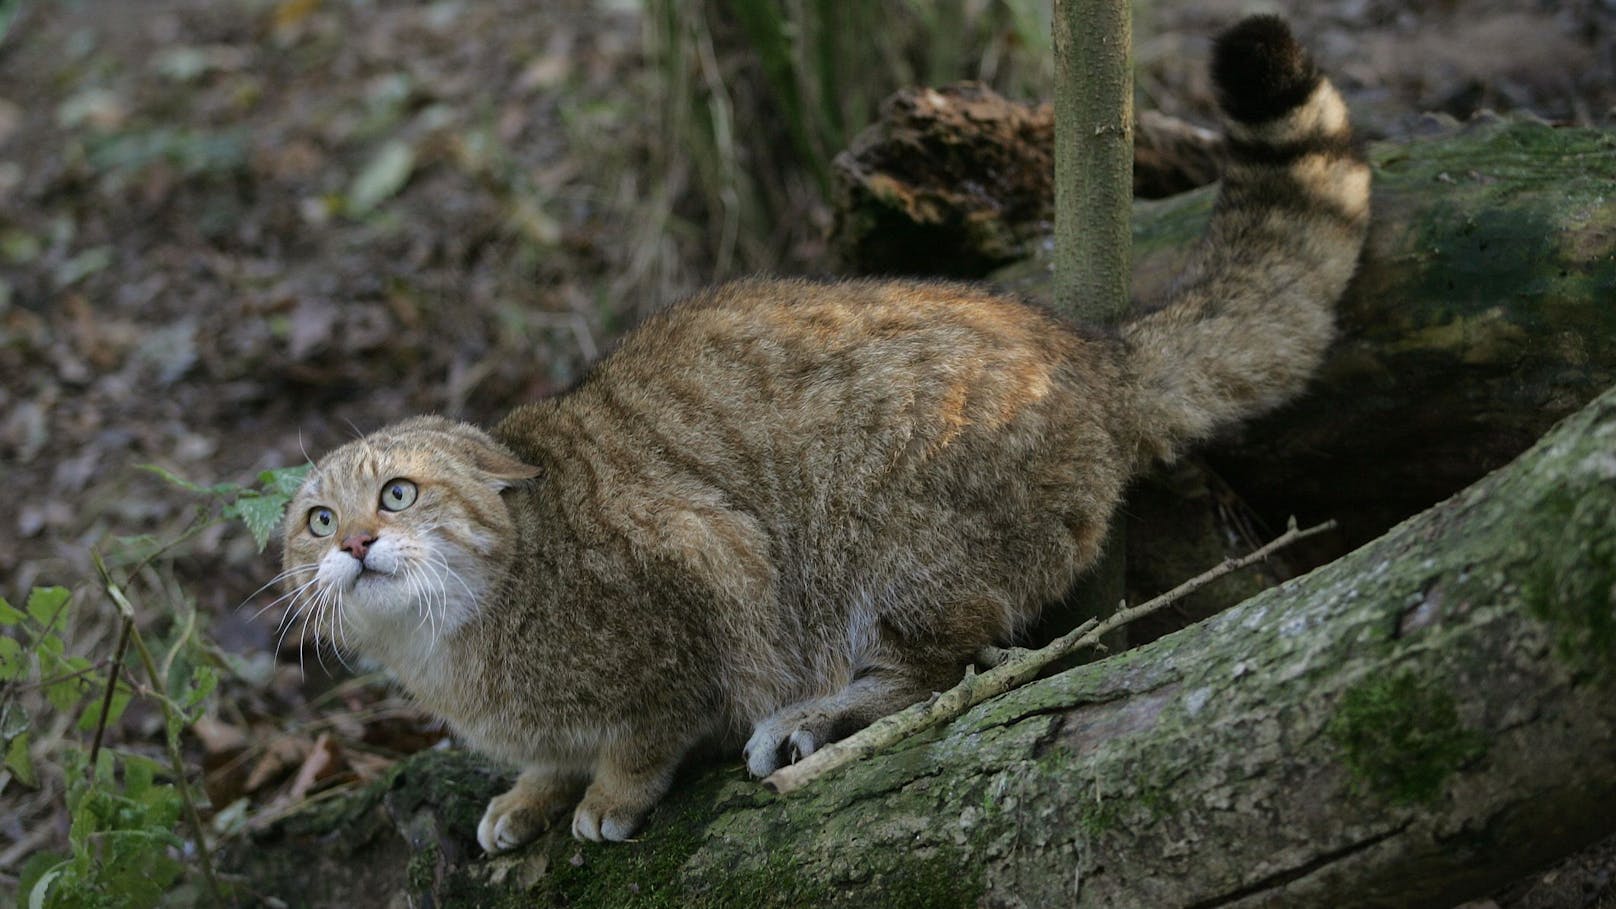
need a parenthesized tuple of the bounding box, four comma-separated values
(477, 774, 576, 853)
(570, 787, 650, 842)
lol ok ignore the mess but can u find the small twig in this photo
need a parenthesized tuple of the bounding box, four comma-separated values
(15, 660, 110, 694)
(764, 517, 1335, 795)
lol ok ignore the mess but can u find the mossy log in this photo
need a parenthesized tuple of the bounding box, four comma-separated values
(1126, 119, 1616, 557)
(228, 381, 1616, 907)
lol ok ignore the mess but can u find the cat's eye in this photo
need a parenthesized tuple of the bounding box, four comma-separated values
(380, 478, 418, 512)
(308, 507, 337, 537)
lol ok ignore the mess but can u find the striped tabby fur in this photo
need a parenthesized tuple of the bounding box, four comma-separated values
(277, 16, 1369, 848)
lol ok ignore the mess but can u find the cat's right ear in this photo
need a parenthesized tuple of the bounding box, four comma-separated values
(466, 440, 542, 491)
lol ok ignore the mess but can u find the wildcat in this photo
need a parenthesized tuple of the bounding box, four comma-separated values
(277, 16, 1369, 850)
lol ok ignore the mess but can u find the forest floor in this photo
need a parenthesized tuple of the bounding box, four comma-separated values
(1, 0, 1613, 899)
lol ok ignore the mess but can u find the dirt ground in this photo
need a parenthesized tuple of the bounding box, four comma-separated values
(1, 0, 1612, 898)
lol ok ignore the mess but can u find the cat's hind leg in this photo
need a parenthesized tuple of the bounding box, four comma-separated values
(744, 594, 1007, 777)
(741, 667, 941, 777)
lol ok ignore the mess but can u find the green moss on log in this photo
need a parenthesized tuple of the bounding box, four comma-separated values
(1326, 670, 1487, 806)
(1518, 477, 1616, 677)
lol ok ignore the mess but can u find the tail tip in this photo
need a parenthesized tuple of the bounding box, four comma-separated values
(1212, 15, 1321, 125)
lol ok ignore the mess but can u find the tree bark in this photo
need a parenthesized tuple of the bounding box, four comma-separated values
(1053, 0, 1132, 324)
(829, 83, 1221, 278)
(228, 377, 1616, 909)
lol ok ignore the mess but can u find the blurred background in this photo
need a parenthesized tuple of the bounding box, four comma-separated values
(0, 0, 1612, 902)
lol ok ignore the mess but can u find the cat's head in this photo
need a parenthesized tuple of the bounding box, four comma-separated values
(277, 416, 539, 655)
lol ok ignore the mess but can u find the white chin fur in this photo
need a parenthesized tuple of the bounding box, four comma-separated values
(315, 537, 486, 654)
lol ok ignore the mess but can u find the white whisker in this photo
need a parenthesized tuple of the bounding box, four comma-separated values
(252, 573, 323, 624)
(423, 550, 479, 604)
(238, 563, 320, 615)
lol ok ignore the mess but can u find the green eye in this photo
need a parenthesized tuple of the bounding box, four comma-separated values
(380, 478, 418, 512)
(308, 507, 337, 537)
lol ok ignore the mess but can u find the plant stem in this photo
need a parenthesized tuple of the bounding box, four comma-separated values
(94, 553, 225, 906)
(128, 625, 224, 905)
(86, 620, 133, 776)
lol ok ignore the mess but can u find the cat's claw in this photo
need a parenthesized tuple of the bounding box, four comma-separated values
(787, 729, 818, 764)
(742, 724, 785, 777)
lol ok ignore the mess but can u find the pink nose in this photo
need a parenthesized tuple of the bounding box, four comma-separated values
(340, 533, 377, 560)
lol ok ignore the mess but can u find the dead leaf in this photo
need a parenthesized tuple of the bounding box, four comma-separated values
(245, 735, 308, 793)
(286, 299, 337, 361)
(286, 732, 346, 801)
(193, 716, 249, 755)
(517, 51, 572, 94)
(344, 750, 394, 783)
(347, 140, 416, 217)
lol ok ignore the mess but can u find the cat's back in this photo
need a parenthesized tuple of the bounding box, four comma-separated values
(634, 276, 1083, 380)
(499, 277, 1123, 515)
(607, 276, 1115, 448)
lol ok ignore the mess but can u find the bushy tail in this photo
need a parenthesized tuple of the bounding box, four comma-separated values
(1121, 16, 1370, 464)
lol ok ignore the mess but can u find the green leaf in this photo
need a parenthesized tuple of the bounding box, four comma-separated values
(91, 747, 116, 786)
(17, 851, 68, 909)
(0, 595, 24, 625)
(52, 749, 186, 908)
(76, 685, 130, 733)
(44, 667, 94, 715)
(121, 750, 157, 797)
(6, 730, 35, 787)
(0, 699, 28, 739)
(259, 463, 310, 499)
(0, 634, 24, 680)
(27, 864, 65, 909)
(226, 493, 292, 552)
(165, 663, 218, 740)
(181, 664, 218, 712)
(25, 587, 70, 632)
(3, 700, 34, 788)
